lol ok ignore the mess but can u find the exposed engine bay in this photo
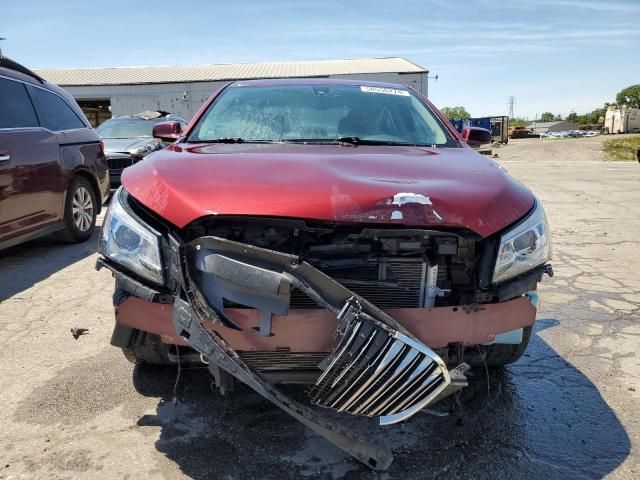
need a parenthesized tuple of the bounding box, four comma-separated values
(183, 216, 484, 312)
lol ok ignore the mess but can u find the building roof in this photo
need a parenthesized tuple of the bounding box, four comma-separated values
(34, 57, 426, 87)
(527, 120, 576, 128)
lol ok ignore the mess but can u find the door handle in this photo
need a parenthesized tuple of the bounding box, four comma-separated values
(0, 152, 10, 163)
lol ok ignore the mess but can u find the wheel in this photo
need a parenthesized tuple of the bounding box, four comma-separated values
(121, 332, 171, 365)
(53, 176, 97, 243)
(479, 325, 532, 368)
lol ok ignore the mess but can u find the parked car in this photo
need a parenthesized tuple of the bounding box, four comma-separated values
(96, 111, 187, 188)
(96, 79, 553, 470)
(0, 57, 109, 251)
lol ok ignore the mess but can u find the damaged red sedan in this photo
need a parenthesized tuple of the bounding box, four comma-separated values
(97, 79, 552, 470)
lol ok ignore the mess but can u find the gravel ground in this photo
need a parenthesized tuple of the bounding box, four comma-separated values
(0, 135, 639, 479)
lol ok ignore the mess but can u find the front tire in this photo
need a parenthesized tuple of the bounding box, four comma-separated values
(53, 176, 97, 243)
(121, 333, 171, 365)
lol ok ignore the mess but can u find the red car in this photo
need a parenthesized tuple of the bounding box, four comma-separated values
(97, 79, 552, 470)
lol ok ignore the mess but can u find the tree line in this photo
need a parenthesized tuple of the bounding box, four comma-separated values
(439, 84, 640, 126)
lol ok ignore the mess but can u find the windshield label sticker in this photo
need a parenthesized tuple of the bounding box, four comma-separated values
(360, 86, 410, 96)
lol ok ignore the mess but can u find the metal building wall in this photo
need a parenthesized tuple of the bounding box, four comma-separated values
(63, 72, 428, 121)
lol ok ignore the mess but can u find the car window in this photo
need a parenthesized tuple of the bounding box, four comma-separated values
(0, 77, 39, 129)
(27, 85, 86, 132)
(188, 85, 458, 147)
(96, 117, 168, 138)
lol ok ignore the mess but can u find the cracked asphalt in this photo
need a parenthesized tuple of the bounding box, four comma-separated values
(1, 135, 639, 479)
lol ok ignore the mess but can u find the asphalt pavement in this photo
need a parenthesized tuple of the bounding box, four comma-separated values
(0, 135, 638, 479)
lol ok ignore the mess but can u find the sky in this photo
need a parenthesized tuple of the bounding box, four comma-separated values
(2, 0, 639, 119)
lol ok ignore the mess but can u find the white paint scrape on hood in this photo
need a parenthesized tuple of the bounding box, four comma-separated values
(391, 193, 443, 220)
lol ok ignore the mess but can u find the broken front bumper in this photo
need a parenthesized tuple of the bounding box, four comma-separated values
(175, 236, 470, 469)
(98, 234, 538, 470)
(176, 236, 464, 422)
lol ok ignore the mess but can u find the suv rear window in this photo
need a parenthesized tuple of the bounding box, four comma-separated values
(0, 77, 39, 129)
(27, 85, 86, 132)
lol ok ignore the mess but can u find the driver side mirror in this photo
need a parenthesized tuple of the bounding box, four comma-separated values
(461, 127, 492, 146)
(152, 121, 183, 142)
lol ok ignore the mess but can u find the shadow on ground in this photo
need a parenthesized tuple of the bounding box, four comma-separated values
(131, 318, 630, 479)
(0, 229, 100, 301)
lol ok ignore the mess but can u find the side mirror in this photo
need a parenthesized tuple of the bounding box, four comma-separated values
(152, 121, 183, 142)
(461, 127, 492, 146)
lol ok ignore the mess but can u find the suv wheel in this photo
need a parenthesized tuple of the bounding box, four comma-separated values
(53, 176, 97, 243)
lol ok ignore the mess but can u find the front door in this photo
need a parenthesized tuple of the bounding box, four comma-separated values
(0, 77, 61, 242)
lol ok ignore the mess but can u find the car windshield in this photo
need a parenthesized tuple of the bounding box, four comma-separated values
(96, 117, 166, 139)
(188, 84, 458, 147)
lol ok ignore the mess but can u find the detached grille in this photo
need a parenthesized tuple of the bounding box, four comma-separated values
(309, 308, 449, 424)
(291, 259, 426, 309)
(107, 154, 135, 170)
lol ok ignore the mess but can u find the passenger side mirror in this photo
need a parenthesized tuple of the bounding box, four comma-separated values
(152, 121, 183, 142)
(461, 127, 492, 146)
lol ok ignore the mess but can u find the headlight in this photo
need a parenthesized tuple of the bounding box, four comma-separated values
(100, 187, 163, 285)
(132, 142, 157, 157)
(492, 200, 551, 283)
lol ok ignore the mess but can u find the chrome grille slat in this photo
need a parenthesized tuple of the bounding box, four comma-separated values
(324, 337, 395, 409)
(336, 341, 406, 412)
(313, 321, 362, 385)
(352, 349, 420, 415)
(387, 371, 442, 414)
(310, 316, 450, 424)
(330, 329, 378, 388)
(367, 358, 435, 416)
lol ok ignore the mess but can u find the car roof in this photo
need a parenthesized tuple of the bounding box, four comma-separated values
(0, 57, 47, 86)
(231, 77, 413, 90)
(0, 57, 92, 128)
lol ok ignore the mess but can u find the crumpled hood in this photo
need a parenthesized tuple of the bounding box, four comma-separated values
(121, 143, 534, 238)
(103, 137, 153, 154)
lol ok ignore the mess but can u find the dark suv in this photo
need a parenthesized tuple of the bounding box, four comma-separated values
(0, 57, 109, 250)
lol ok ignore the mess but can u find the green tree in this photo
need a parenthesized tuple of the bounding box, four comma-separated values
(540, 112, 555, 122)
(509, 117, 528, 127)
(615, 84, 640, 108)
(566, 112, 578, 122)
(440, 106, 471, 121)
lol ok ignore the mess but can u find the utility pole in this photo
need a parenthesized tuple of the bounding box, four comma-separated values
(507, 96, 516, 118)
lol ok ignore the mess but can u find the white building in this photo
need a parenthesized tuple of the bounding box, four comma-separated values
(603, 106, 640, 134)
(35, 57, 429, 125)
(527, 120, 578, 133)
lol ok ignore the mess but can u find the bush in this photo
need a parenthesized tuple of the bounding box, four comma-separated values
(602, 135, 640, 161)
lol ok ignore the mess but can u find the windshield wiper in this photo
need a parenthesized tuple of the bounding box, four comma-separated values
(280, 138, 337, 144)
(280, 137, 419, 146)
(191, 138, 278, 144)
(335, 136, 417, 147)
